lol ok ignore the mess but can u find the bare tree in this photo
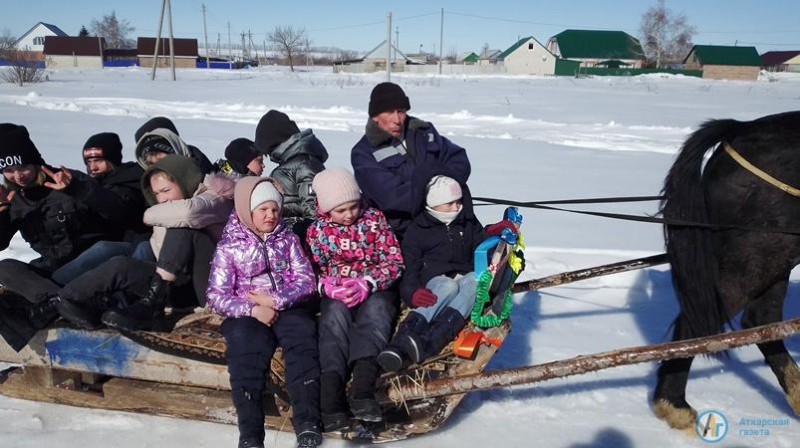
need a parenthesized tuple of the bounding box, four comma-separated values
(445, 47, 458, 64)
(639, 0, 696, 67)
(0, 29, 16, 57)
(267, 26, 307, 72)
(1, 51, 44, 86)
(90, 11, 135, 49)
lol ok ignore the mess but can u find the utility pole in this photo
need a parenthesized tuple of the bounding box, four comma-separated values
(227, 22, 232, 69)
(439, 8, 444, 74)
(166, 0, 176, 80)
(395, 26, 399, 63)
(151, 0, 166, 80)
(202, 3, 210, 69)
(241, 32, 247, 60)
(216, 33, 221, 56)
(386, 12, 392, 82)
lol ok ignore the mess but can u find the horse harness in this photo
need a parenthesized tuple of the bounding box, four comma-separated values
(724, 143, 800, 198)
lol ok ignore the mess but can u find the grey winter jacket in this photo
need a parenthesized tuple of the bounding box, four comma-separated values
(267, 129, 328, 220)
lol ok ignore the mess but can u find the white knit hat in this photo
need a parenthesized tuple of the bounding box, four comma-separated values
(250, 181, 283, 211)
(426, 175, 462, 207)
(312, 168, 362, 213)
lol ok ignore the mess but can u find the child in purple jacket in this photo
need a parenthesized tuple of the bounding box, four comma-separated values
(206, 177, 321, 448)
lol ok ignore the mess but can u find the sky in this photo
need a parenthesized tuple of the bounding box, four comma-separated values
(4, 0, 800, 56)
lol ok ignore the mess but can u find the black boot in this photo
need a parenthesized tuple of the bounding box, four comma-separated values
(28, 296, 61, 329)
(420, 307, 466, 363)
(55, 295, 111, 330)
(348, 358, 382, 422)
(101, 276, 171, 331)
(320, 372, 350, 432)
(232, 387, 265, 448)
(377, 312, 429, 372)
(295, 420, 323, 448)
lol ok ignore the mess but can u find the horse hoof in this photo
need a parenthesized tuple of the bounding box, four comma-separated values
(653, 399, 697, 430)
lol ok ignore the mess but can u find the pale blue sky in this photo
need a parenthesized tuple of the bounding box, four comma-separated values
(5, 0, 800, 54)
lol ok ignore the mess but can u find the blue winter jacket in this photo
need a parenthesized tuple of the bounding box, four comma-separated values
(351, 117, 471, 238)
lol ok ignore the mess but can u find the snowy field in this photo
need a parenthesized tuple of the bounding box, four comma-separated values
(1, 67, 800, 447)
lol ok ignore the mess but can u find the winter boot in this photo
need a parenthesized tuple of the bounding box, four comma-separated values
(28, 296, 61, 330)
(294, 421, 323, 448)
(55, 295, 111, 330)
(377, 312, 429, 372)
(420, 307, 467, 363)
(101, 276, 172, 331)
(348, 358, 382, 422)
(320, 372, 350, 432)
(232, 387, 266, 448)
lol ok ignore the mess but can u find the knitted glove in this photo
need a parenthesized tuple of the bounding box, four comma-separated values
(411, 288, 438, 308)
(485, 220, 517, 237)
(319, 276, 341, 298)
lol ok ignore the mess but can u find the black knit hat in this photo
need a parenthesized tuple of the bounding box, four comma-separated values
(134, 116, 179, 143)
(224, 138, 260, 175)
(83, 132, 123, 165)
(368, 82, 410, 117)
(254, 110, 300, 155)
(0, 123, 46, 169)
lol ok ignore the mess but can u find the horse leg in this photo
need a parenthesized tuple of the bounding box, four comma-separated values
(653, 316, 697, 430)
(740, 278, 800, 415)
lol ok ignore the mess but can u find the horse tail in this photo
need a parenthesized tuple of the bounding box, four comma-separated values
(661, 118, 743, 339)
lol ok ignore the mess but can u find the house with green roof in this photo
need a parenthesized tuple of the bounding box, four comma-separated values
(497, 36, 557, 75)
(546, 29, 644, 68)
(461, 52, 479, 64)
(683, 45, 761, 80)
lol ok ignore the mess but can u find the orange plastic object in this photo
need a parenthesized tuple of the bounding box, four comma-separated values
(453, 329, 503, 360)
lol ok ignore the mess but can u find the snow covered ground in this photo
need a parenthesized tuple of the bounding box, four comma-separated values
(1, 67, 800, 447)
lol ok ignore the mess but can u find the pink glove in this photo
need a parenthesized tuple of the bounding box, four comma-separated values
(340, 278, 371, 307)
(320, 276, 342, 298)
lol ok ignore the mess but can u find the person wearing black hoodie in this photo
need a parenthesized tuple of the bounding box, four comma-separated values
(0, 124, 133, 349)
(134, 116, 215, 174)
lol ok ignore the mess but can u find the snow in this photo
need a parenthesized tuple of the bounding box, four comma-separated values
(2, 67, 800, 447)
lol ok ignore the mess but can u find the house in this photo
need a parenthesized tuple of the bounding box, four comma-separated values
(478, 49, 502, 65)
(547, 29, 644, 68)
(43, 36, 105, 69)
(13, 22, 69, 60)
(760, 51, 800, 72)
(333, 40, 410, 73)
(683, 45, 761, 81)
(498, 36, 557, 75)
(137, 37, 198, 69)
(460, 52, 479, 64)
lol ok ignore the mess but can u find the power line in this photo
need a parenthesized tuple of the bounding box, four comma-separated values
(445, 10, 622, 31)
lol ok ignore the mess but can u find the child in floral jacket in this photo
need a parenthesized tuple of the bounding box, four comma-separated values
(305, 167, 404, 432)
(206, 177, 321, 448)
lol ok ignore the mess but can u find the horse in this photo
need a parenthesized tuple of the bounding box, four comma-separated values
(654, 110, 800, 429)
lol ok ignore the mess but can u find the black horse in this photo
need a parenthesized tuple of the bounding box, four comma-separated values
(654, 110, 800, 429)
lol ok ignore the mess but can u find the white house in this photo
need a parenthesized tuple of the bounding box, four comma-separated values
(14, 22, 69, 58)
(498, 36, 557, 75)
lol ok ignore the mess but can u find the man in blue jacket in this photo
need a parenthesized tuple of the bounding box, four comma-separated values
(350, 82, 471, 239)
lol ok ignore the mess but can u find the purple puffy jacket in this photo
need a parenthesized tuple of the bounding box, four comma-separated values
(206, 210, 316, 318)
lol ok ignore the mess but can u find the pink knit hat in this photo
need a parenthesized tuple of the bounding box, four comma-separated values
(312, 167, 362, 213)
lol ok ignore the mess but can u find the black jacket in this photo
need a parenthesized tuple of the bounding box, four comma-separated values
(398, 167, 485, 306)
(267, 129, 328, 220)
(94, 162, 149, 239)
(0, 168, 129, 272)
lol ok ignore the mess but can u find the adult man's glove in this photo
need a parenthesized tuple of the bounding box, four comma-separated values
(411, 288, 438, 308)
(485, 220, 517, 237)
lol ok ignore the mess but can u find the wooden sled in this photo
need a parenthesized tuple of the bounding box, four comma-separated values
(0, 217, 523, 443)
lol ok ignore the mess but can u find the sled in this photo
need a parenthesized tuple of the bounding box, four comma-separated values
(0, 209, 524, 443)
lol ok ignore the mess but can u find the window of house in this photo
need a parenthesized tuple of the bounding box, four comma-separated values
(528, 43, 534, 51)
(33, 37, 44, 45)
